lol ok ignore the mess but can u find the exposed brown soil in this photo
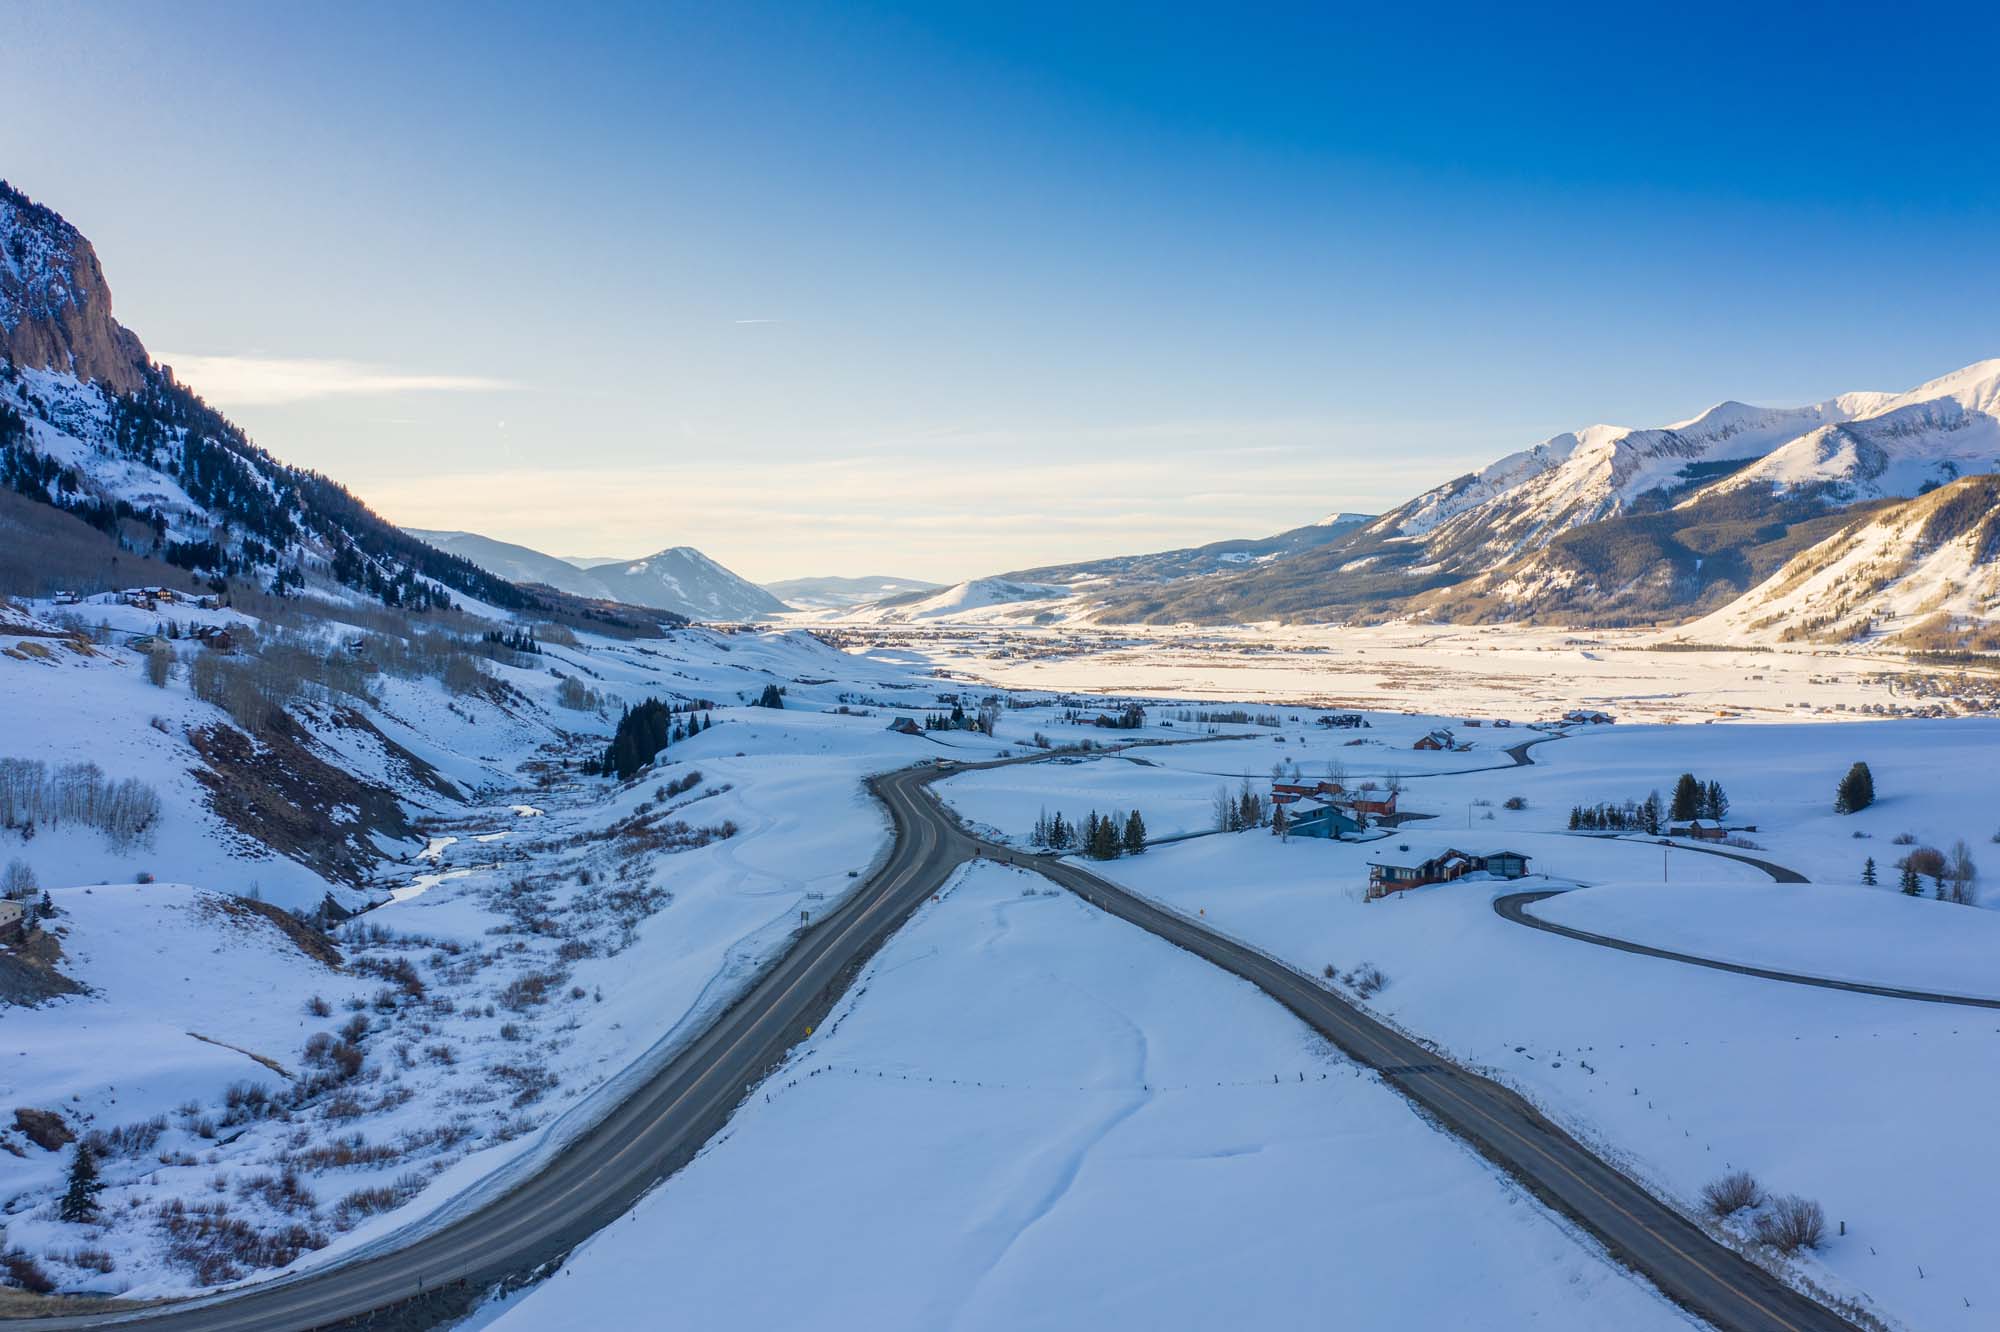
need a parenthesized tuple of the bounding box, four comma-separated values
(195, 891, 344, 970)
(187, 716, 413, 887)
(0, 927, 83, 1007)
(10, 1106, 73, 1151)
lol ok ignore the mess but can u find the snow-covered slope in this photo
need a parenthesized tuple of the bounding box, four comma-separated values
(841, 576, 1073, 623)
(406, 529, 614, 600)
(761, 574, 942, 610)
(1702, 359, 2000, 503)
(1692, 473, 2000, 647)
(586, 545, 790, 620)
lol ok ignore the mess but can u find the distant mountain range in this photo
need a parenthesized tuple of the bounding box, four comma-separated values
(761, 574, 942, 610)
(411, 530, 789, 621)
(830, 360, 2000, 645)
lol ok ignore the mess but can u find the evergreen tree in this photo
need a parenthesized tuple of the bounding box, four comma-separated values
(1670, 773, 1703, 822)
(38, 890, 54, 919)
(1862, 856, 1877, 886)
(60, 1143, 103, 1223)
(1641, 791, 1663, 837)
(1703, 780, 1729, 821)
(1900, 860, 1921, 895)
(1123, 809, 1148, 855)
(1834, 762, 1874, 814)
(1272, 802, 1290, 839)
(1568, 806, 1582, 831)
(756, 684, 785, 709)
(1049, 813, 1069, 851)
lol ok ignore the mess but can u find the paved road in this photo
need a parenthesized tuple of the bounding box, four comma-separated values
(978, 839, 1864, 1332)
(20, 737, 1860, 1332)
(15, 762, 980, 1331)
(1495, 889, 2000, 1010)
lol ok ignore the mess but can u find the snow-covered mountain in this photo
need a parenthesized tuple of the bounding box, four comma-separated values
(762, 574, 943, 610)
(0, 181, 544, 615)
(587, 547, 790, 620)
(1088, 360, 2000, 628)
(1693, 473, 2000, 649)
(840, 577, 1072, 623)
(413, 530, 789, 621)
(409, 529, 624, 600)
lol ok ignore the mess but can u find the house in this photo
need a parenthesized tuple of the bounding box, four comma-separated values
(1414, 728, 1455, 751)
(1284, 798, 1366, 840)
(1271, 779, 1343, 805)
(1493, 718, 1513, 729)
(190, 625, 234, 651)
(1563, 709, 1616, 725)
(1342, 789, 1398, 818)
(0, 898, 23, 937)
(886, 716, 924, 736)
(1464, 718, 1483, 728)
(1366, 848, 1531, 899)
(52, 591, 80, 606)
(1669, 821, 1726, 841)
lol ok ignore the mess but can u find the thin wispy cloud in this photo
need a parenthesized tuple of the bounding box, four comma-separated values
(731, 318, 783, 325)
(161, 354, 515, 406)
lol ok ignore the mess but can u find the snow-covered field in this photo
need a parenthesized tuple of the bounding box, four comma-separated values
(1025, 716, 2000, 1332)
(475, 862, 1692, 1332)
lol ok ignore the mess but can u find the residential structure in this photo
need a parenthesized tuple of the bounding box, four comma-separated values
(1366, 848, 1531, 899)
(1283, 798, 1365, 840)
(1414, 728, 1455, 751)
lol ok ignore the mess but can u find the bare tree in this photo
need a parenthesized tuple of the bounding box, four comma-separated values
(1946, 838, 1979, 905)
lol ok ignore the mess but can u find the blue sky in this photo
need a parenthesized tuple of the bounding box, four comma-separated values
(10, 0, 1999, 581)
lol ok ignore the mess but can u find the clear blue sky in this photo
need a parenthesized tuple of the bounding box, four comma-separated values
(10, 0, 1999, 581)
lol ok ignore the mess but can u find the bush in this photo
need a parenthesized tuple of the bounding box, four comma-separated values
(1701, 1170, 1762, 1217)
(2, 1248, 55, 1294)
(1, 857, 35, 897)
(1754, 1195, 1825, 1254)
(1503, 795, 1527, 810)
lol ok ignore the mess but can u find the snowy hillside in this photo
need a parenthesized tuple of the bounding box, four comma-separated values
(761, 574, 942, 610)
(1692, 473, 2000, 648)
(585, 545, 790, 620)
(837, 576, 1074, 623)
(406, 530, 614, 600)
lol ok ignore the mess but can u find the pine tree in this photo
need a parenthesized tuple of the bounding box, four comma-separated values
(1704, 780, 1729, 821)
(1670, 773, 1703, 822)
(1272, 802, 1290, 839)
(1123, 809, 1147, 855)
(1861, 856, 1877, 886)
(1900, 861, 1921, 895)
(38, 890, 54, 920)
(60, 1143, 102, 1222)
(1641, 791, 1663, 837)
(1835, 761, 1874, 814)
(1568, 806, 1582, 830)
(1049, 813, 1069, 851)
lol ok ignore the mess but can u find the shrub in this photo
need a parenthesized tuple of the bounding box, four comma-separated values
(305, 994, 332, 1018)
(1, 857, 35, 897)
(1502, 795, 1527, 810)
(1701, 1170, 1762, 1217)
(1754, 1195, 1825, 1254)
(2, 1248, 55, 1294)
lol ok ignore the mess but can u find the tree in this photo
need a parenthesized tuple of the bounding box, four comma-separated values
(756, 684, 785, 709)
(1861, 856, 1877, 886)
(1899, 860, 1921, 895)
(1946, 839, 1979, 905)
(1641, 790, 1663, 837)
(1048, 812, 1070, 851)
(1702, 780, 1729, 821)
(1834, 761, 1874, 814)
(1122, 809, 1147, 856)
(143, 643, 171, 687)
(1900, 845, 1946, 893)
(1, 857, 35, 898)
(59, 1143, 103, 1222)
(38, 890, 54, 919)
(1567, 806, 1583, 831)
(1272, 802, 1290, 840)
(1214, 785, 1237, 833)
(1670, 773, 1703, 823)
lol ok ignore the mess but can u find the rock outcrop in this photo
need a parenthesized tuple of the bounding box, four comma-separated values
(1, 180, 149, 393)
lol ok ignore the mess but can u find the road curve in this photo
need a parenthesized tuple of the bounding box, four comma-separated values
(14, 763, 979, 1331)
(964, 836, 1863, 1332)
(1495, 890, 2000, 1010)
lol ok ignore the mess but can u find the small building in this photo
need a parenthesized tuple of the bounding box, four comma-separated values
(1284, 798, 1365, 840)
(1272, 779, 1343, 805)
(1669, 821, 1726, 841)
(1414, 728, 1455, 751)
(1342, 789, 1398, 818)
(0, 898, 23, 934)
(1367, 848, 1531, 899)
(1563, 709, 1616, 725)
(886, 716, 923, 736)
(52, 591, 80, 606)
(190, 625, 234, 652)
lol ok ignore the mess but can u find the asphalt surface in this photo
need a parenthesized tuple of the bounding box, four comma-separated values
(1496, 889, 2000, 1010)
(988, 843, 1865, 1332)
(15, 762, 979, 1331)
(19, 738, 1864, 1332)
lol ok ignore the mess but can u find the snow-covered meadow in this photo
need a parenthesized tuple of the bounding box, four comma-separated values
(474, 862, 1693, 1332)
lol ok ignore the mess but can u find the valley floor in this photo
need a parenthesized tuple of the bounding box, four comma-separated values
(472, 862, 1694, 1332)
